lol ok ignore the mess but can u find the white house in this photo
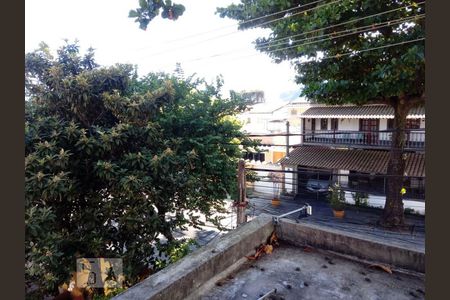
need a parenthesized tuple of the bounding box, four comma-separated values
(279, 104, 425, 214)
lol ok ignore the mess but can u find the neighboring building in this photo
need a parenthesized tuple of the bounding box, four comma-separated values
(238, 101, 291, 165)
(238, 99, 315, 164)
(279, 104, 425, 211)
(238, 99, 312, 196)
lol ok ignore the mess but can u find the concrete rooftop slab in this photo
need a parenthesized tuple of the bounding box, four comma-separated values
(202, 244, 425, 300)
(113, 214, 424, 300)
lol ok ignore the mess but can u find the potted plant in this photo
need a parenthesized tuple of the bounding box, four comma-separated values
(268, 172, 283, 206)
(328, 183, 346, 218)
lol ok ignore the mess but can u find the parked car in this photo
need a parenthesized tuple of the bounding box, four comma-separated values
(306, 179, 330, 193)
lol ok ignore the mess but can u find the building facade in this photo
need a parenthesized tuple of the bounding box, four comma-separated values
(279, 104, 425, 214)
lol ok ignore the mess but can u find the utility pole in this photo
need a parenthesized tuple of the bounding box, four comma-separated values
(236, 159, 247, 226)
(282, 121, 290, 194)
(286, 121, 290, 157)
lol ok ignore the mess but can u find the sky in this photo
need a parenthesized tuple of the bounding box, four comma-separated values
(25, 0, 303, 103)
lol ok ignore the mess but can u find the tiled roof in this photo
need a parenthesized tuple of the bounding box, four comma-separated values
(300, 105, 425, 119)
(279, 146, 425, 177)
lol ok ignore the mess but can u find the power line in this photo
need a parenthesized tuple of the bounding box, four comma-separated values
(255, 14, 424, 52)
(181, 36, 424, 67)
(133, 0, 344, 55)
(181, 14, 424, 64)
(174, 34, 425, 65)
(133, 1, 424, 59)
(236, 0, 345, 29)
(154, 0, 328, 46)
(254, 1, 425, 49)
(245, 167, 425, 179)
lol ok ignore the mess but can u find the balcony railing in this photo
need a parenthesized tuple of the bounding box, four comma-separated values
(302, 129, 425, 150)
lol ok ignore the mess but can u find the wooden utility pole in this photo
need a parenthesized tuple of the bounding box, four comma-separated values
(236, 159, 247, 226)
(286, 121, 290, 157)
(282, 121, 290, 193)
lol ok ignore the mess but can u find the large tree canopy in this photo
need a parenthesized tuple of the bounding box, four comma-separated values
(25, 42, 253, 295)
(217, 0, 425, 227)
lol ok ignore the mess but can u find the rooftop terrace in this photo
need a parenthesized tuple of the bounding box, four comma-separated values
(113, 214, 425, 300)
(203, 244, 424, 300)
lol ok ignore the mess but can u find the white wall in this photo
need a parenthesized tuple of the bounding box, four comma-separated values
(343, 192, 425, 215)
(337, 119, 359, 131)
(303, 118, 360, 131)
(420, 118, 425, 128)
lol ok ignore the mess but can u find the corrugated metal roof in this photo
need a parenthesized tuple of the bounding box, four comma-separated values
(300, 105, 425, 119)
(279, 146, 424, 177)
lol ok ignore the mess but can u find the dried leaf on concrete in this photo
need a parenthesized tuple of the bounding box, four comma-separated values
(368, 264, 393, 274)
(264, 244, 273, 254)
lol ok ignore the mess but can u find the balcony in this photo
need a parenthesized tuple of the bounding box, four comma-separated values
(302, 129, 425, 151)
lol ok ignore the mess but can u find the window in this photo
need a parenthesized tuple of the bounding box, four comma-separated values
(360, 119, 379, 131)
(387, 119, 420, 130)
(331, 119, 338, 130)
(406, 119, 420, 129)
(320, 118, 328, 130)
(246, 117, 251, 124)
(291, 109, 298, 115)
(387, 119, 394, 130)
(243, 152, 266, 162)
(259, 153, 266, 162)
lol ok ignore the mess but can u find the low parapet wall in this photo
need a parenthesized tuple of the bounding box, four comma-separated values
(277, 219, 425, 273)
(114, 215, 424, 300)
(113, 214, 274, 300)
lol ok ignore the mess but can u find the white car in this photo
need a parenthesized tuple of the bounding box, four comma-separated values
(306, 179, 330, 193)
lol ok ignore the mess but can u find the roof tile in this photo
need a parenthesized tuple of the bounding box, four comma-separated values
(280, 146, 424, 177)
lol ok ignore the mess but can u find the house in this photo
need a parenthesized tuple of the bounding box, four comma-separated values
(238, 101, 291, 165)
(237, 99, 314, 197)
(238, 99, 314, 165)
(279, 104, 425, 210)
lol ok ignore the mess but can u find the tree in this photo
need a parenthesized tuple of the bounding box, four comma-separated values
(25, 42, 255, 296)
(129, 0, 186, 30)
(217, 0, 425, 227)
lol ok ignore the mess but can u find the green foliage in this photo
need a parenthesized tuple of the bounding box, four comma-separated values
(352, 191, 369, 207)
(153, 238, 197, 270)
(217, 0, 425, 104)
(328, 183, 346, 211)
(129, 0, 186, 30)
(218, 0, 425, 226)
(25, 41, 253, 295)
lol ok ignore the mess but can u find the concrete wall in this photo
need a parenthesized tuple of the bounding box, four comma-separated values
(342, 191, 425, 215)
(113, 215, 274, 300)
(113, 214, 424, 300)
(277, 220, 425, 273)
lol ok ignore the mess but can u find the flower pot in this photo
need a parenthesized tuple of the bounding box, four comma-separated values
(271, 198, 281, 207)
(332, 209, 345, 218)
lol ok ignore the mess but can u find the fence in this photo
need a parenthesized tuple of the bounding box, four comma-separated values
(245, 167, 425, 214)
(302, 129, 425, 150)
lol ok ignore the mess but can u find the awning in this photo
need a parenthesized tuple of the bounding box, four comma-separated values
(300, 105, 425, 119)
(279, 146, 425, 177)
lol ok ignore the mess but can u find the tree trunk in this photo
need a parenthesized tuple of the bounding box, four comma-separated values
(380, 97, 411, 227)
(236, 159, 247, 226)
(158, 210, 175, 242)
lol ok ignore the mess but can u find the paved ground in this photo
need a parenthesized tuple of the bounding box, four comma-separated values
(201, 243, 425, 300)
(173, 193, 425, 253)
(247, 193, 425, 252)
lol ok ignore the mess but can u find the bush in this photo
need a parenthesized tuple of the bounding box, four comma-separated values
(352, 191, 369, 207)
(328, 183, 346, 211)
(25, 42, 257, 296)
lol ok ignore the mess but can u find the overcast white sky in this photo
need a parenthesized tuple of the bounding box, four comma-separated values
(25, 0, 303, 102)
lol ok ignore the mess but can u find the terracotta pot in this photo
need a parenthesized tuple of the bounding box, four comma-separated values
(272, 198, 281, 207)
(333, 209, 345, 218)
